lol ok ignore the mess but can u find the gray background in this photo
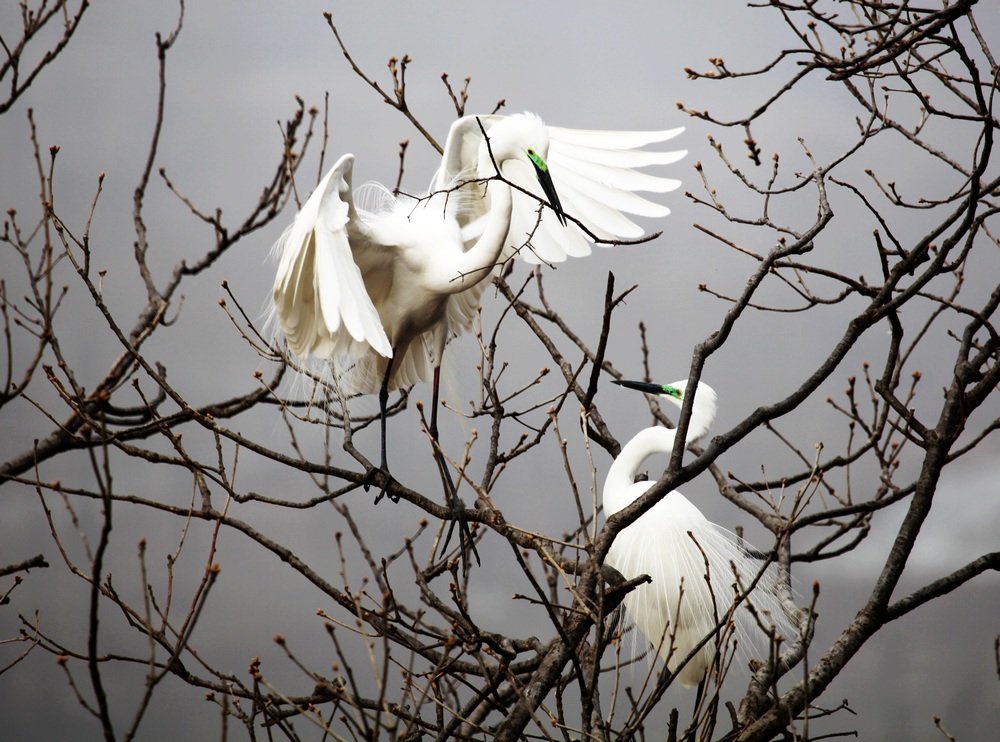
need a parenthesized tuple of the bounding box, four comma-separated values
(1, 2, 998, 740)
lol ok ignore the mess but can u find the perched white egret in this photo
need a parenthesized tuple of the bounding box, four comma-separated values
(604, 378, 790, 689)
(271, 112, 685, 503)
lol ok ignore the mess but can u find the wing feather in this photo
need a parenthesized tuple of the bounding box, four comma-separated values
(548, 125, 685, 150)
(556, 186, 646, 239)
(554, 156, 683, 198)
(553, 139, 687, 168)
(607, 486, 795, 688)
(271, 154, 392, 363)
(447, 115, 686, 265)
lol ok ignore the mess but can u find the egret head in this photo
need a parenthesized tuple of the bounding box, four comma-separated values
(612, 377, 718, 444)
(479, 113, 567, 226)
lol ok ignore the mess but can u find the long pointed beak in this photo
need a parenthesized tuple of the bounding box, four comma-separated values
(534, 165, 568, 227)
(612, 378, 668, 395)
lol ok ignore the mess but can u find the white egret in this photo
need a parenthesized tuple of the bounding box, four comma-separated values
(271, 112, 685, 507)
(604, 378, 790, 690)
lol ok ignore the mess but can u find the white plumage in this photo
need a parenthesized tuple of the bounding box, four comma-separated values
(270, 112, 684, 502)
(604, 379, 791, 688)
(270, 113, 685, 396)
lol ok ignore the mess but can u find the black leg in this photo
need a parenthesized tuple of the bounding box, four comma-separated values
(370, 352, 398, 504)
(694, 677, 705, 714)
(429, 364, 441, 442)
(429, 365, 480, 568)
(682, 678, 707, 742)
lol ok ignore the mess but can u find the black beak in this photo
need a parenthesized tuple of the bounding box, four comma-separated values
(611, 378, 665, 395)
(534, 165, 568, 227)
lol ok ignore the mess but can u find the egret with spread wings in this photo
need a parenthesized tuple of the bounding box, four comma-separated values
(271, 113, 684, 509)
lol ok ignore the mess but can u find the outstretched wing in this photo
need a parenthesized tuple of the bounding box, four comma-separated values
(271, 154, 393, 363)
(433, 114, 686, 266)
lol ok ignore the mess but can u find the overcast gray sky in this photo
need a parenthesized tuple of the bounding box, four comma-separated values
(2, 2, 998, 740)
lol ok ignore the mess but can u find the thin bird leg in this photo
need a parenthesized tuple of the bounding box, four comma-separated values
(429, 365, 442, 442)
(435, 455, 481, 569)
(370, 351, 399, 504)
(429, 364, 481, 568)
(682, 678, 707, 742)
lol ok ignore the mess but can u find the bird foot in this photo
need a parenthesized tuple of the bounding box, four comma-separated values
(364, 466, 399, 504)
(441, 493, 481, 568)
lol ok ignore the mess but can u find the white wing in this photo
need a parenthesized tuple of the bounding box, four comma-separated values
(433, 114, 686, 266)
(607, 486, 793, 688)
(271, 154, 393, 364)
(607, 486, 720, 687)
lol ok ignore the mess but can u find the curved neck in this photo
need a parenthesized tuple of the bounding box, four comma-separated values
(603, 426, 679, 516)
(681, 402, 713, 444)
(432, 175, 512, 295)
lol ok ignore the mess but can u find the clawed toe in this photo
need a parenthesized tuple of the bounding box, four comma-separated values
(442, 493, 481, 568)
(366, 466, 399, 504)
